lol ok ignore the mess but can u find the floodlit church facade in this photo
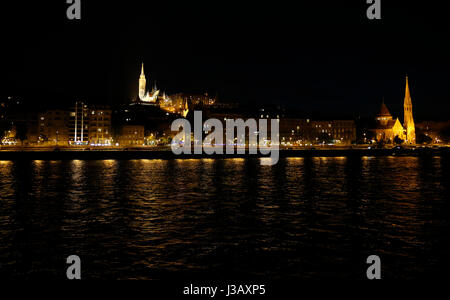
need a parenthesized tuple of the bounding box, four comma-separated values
(372, 77, 416, 144)
(135, 63, 189, 117)
(138, 63, 160, 103)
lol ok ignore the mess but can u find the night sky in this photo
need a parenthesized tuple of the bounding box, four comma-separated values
(2, 1, 450, 120)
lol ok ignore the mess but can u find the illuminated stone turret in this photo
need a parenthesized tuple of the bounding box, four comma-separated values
(376, 99, 393, 126)
(137, 63, 159, 103)
(139, 63, 146, 100)
(403, 76, 416, 144)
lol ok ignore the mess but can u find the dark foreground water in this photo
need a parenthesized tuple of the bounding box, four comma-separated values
(0, 156, 449, 280)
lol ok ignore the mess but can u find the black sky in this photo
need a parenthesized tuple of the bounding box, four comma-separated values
(2, 1, 450, 120)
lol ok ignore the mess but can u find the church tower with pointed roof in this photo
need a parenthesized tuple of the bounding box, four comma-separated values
(137, 63, 159, 103)
(403, 76, 416, 144)
(139, 63, 147, 100)
(376, 99, 393, 126)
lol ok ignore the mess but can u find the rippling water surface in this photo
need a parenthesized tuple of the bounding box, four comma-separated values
(0, 156, 449, 279)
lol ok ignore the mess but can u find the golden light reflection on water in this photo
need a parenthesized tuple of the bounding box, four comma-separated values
(362, 156, 374, 160)
(286, 157, 304, 160)
(0, 161, 13, 182)
(200, 158, 215, 163)
(259, 157, 277, 166)
(226, 158, 245, 166)
(0, 156, 448, 279)
(70, 160, 86, 183)
(175, 158, 199, 162)
(71, 159, 83, 166)
(311, 156, 348, 166)
(229, 158, 245, 162)
(135, 159, 165, 164)
(101, 159, 117, 168)
(33, 160, 44, 166)
(223, 158, 245, 168)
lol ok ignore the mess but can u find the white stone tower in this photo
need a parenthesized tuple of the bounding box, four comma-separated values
(139, 63, 146, 100)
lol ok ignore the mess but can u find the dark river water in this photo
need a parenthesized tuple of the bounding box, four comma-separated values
(0, 156, 449, 280)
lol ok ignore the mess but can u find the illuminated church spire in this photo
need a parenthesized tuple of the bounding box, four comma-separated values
(139, 63, 146, 100)
(403, 76, 416, 144)
(182, 99, 189, 117)
(137, 63, 159, 103)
